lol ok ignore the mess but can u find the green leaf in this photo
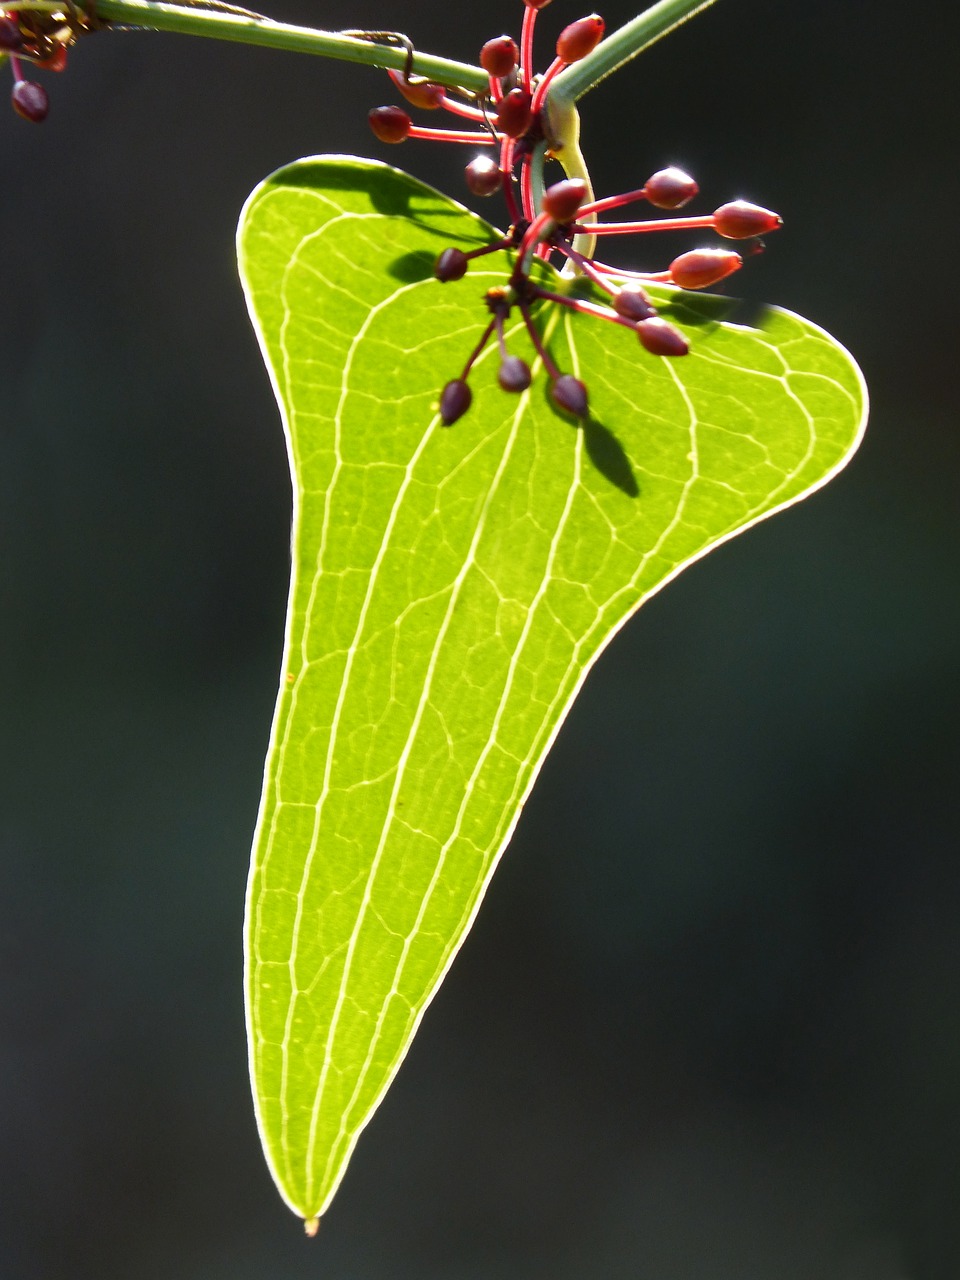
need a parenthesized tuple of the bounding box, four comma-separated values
(237, 155, 867, 1224)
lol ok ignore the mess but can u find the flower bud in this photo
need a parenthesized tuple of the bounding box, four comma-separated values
(499, 356, 532, 392)
(11, 80, 49, 124)
(637, 318, 689, 357)
(435, 248, 469, 282)
(712, 200, 782, 239)
(494, 88, 532, 138)
(0, 16, 23, 50)
(368, 105, 411, 143)
(395, 78, 444, 110)
(669, 248, 742, 290)
(465, 156, 502, 197)
(643, 167, 698, 210)
(556, 15, 605, 63)
(551, 375, 588, 417)
(614, 287, 656, 322)
(440, 379, 472, 425)
(480, 35, 519, 78)
(541, 178, 588, 222)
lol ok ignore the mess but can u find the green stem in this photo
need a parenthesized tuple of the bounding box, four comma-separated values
(550, 0, 721, 103)
(91, 0, 489, 93)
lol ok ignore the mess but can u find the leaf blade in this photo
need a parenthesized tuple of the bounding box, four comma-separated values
(238, 155, 867, 1220)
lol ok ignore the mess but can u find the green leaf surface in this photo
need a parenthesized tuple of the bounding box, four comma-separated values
(237, 154, 867, 1224)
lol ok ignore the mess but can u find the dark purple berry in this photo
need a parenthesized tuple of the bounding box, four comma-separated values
(0, 16, 22, 50)
(395, 78, 444, 110)
(465, 156, 502, 197)
(556, 14, 605, 63)
(435, 248, 469, 282)
(669, 248, 742, 290)
(499, 356, 532, 392)
(494, 88, 532, 139)
(637, 317, 689, 357)
(11, 80, 48, 124)
(440, 379, 472, 425)
(541, 178, 587, 223)
(551, 375, 588, 417)
(713, 200, 782, 238)
(643, 167, 699, 210)
(614, 287, 656, 322)
(479, 35, 518, 78)
(368, 105, 411, 143)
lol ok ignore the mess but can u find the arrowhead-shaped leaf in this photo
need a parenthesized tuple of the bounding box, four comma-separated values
(237, 155, 867, 1223)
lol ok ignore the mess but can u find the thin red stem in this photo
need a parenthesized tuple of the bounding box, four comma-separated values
(556, 242, 619, 295)
(571, 214, 716, 235)
(530, 285, 636, 330)
(519, 301, 560, 380)
(520, 156, 535, 221)
(530, 56, 565, 114)
(460, 317, 497, 380)
(520, 3, 537, 92)
(577, 186, 651, 218)
(408, 124, 497, 144)
(488, 73, 504, 103)
(438, 94, 488, 122)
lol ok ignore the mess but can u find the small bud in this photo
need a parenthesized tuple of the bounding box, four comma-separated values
(638, 317, 689, 357)
(368, 105, 411, 143)
(465, 155, 502, 197)
(643, 167, 699, 210)
(494, 88, 532, 139)
(499, 356, 532, 392)
(614, 287, 657, 322)
(395, 78, 444, 110)
(556, 14, 605, 63)
(0, 16, 23, 50)
(435, 248, 469, 282)
(712, 200, 782, 239)
(11, 80, 49, 124)
(479, 35, 519, 78)
(551, 375, 589, 417)
(440, 379, 472, 425)
(541, 178, 588, 223)
(669, 248, 742, 290)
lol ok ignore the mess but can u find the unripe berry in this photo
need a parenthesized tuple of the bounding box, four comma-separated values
(643, 167, 698, 210)
(480, 35, 518, 78)
(669, 248, 742, 290)
(494, 88, 532, 139)
(556, 14, 605, 63)
(368, 105, 411, 143)
(395, 78, 444, 110)
(541, 178, 588, 223)
(499, 356, 532, 392)
(435, 248, 469, 282)
(11, 80, 48, 124)
(614, 287, 656, 322)
(465, 155, 502, 197)
(638, 317, 689, 357)
(551, 375, 588, 417)
(712, 200, 782, 239)
(440, 379, 472, 425)
(0, 16, 22, 50)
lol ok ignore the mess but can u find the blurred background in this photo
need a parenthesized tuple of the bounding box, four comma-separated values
(2, 1, 959, 1276)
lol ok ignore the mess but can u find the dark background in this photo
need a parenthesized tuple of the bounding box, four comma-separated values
(2, 1, 959, 1276)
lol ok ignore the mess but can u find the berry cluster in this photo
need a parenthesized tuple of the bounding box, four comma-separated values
(368, 0, 781, 424)
(0, 1, 95, 122)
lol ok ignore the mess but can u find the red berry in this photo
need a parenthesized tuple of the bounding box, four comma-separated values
(551, 375, 588, 417)
(712, 200, 782, 239)
(465, 156, 502, 197)
(368, 105, 411, 143)
(614, 287, 656, 322)
(669, 248, 742, 290)
(556, 14, 605, 63)
(435, 248, 469, 283)
(0, 16, 22, 50)
(11, 80, 48, 123)
(395, 78, 443, 110)
(494, 88, 532, 139)
(643, 167, 699, 210)
(480, 35, 518, 78)
(541, 178, 587, 222)
(499, 356, 532, 392)
(637, 317, 689, 357)
(440, 379, 472, 425)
